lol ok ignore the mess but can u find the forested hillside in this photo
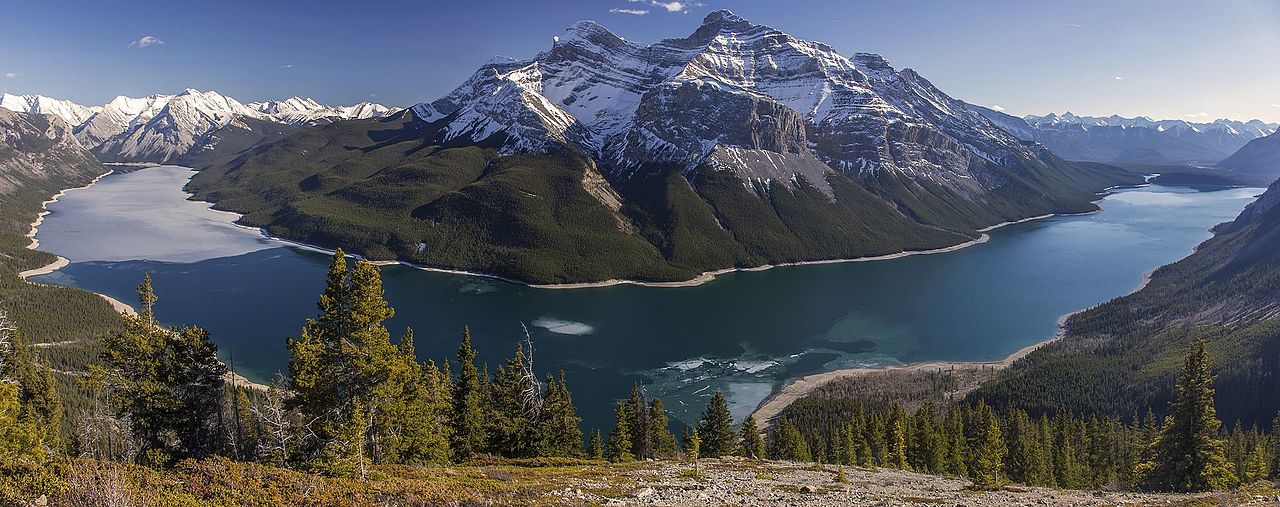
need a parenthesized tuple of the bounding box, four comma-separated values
(973, 178, 1280, 428)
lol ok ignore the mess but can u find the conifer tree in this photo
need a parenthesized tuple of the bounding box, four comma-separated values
(0, 323, 61, 449)
(607, 401, 634, 462)
(697, 390, 735, 458)
(769, 418, 810, 461)
(886, 405, 909, 470)
(738, 415, 764, 459)
(450, 326, 486, 461)
(647, 397, 677, 458)
(623, 384, 649, 459)
(1137, 339, 1235, 492)
(537, 371, 583, 457)
(488, 341, 540, 457)
(95, 276, 227, 464)
(0, 382, 43, 467)
(587, 429, 604, 460)
(967, 402, 1005, 488)
(1272, 411, 1280, 480)
(688, 427, 702, 474)
(944, 408, 967, 477)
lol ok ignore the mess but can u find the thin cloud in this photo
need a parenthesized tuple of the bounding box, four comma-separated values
(1271, 104, 1280, 108)
(1114, 76, 1124, 80)
(1054, 22, 1085, 28)
(129, 35, 164, 48)
(3, 72, 16, 79)
(610, 7, 649, 15)
(990, 104, 1006, 112)
(281, 64, 294, 69)
(1185, 112, 1211, 119)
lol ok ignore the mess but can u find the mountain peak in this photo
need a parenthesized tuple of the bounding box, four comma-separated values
(699, 9, 755, 32)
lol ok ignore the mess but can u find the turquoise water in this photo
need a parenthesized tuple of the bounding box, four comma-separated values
(32, 166, 1260, 430)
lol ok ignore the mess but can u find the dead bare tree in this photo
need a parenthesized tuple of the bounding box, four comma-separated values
(249, 374, 295, 467)
(0, 308, 13, 383)
(518, 323, 543, 423)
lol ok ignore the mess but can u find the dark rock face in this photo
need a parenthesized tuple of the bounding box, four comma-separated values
(1218, 130, 1280, 185)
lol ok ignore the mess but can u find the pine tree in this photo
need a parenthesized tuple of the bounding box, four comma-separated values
(285, 253, 419, 475)
(607, 401, 634, 462)
(647, 397, 677, 458)
(769, 418, 810, 461)
(697, 390, 735, 458)
(1272, 411, 1280, 480)
(0, 382, 43, 467)
(944, 408, 967, 477)
(688, 427, 702, 474)
(538, 372, 583, 457)
(967, 401, 1005, 489)
(587, 429, 604, 460)
(0, 323, 61, 449)
(94, 276, 227, 464)
(450, 326, 486, 461)
(1137, 339, 1236, 492)
(738, 415, 765, 459)
(487, 341, 540, 457)
(886, 405, 909, 470)
(623, 384, 650, 459)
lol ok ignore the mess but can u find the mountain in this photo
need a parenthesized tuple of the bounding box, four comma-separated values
(0, 109, 105, 194)
(975, 179, 1280, 427)
(973, 106, 1277, 165)
(1217, 129, 1280, 185)
(5, 90, 397, 164)
(248, 97, 395, 125)
(0, 93, 99, 129)
(187, 10, 1140, 284)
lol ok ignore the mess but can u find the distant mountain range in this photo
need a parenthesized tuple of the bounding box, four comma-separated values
(184, 10, 1139, 284)
(0, 90, 395, 164)
(972, 106, 1277, 165)
(1217, 128, 1280, 185)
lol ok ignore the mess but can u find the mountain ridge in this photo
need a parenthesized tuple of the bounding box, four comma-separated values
(186, 10, 1141, 284)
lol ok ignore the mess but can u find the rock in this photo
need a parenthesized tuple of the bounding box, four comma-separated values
(799, 485, 815, 493)
(633, 487, 655, 498)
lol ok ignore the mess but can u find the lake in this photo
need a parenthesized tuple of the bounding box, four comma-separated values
(32, 165, 1260, 431)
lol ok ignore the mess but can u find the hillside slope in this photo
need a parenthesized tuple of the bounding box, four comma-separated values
(188, 11, 1140, 284)
(974, 179, 1280, 427)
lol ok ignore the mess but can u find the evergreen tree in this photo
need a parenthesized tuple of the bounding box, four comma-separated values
(738, 415, 765, 459)
(886, 405, 909, 470)
(286, 253, 425, 475)
(0, 382, 43, 467)
(967, 402, 1006, 489)
(1272, 411, 1280, 479)
(623, 384, 650, 459)
(944, 407, 967, 477)
(487, 341, 539, 457)
(587, 429, 604, 460)
(538, 372, 583, 457)
(94, 276, 227, 465)
(449, 326, 486, 461)
(687, 427, 702, 474)
(647, 397, 677, 458)
(607, 401, 634, 462)
(696, 390, 736, 458)
(1137, 339, 1236, 492)
(769, 418, 810, 461)
(0, 322, 61, 449)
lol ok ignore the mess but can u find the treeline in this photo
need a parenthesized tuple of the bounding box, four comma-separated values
(772, 340, 1280, 491)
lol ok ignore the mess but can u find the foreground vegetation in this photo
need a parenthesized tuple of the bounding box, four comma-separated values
(3, 243, 1277, 504)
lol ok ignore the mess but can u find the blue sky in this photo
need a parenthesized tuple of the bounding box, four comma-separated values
(2, 0, 1279, 122)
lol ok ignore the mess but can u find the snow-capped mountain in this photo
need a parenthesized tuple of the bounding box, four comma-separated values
(249, 97, 394, 125)
(0, 93, 99, 129)
(973, 107, 1277, 164)
(1218, 128, 1280, 184)
(410, 10, 1122, 227)
(4, 90, 395, 163)
(74, 94, 174, 148)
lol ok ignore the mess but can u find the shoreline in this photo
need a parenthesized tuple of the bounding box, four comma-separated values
(750, 312, 1075, 429)
(18, 170, 138, 317)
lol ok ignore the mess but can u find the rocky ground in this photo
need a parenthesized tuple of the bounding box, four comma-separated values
(551, 458, 1280, 506)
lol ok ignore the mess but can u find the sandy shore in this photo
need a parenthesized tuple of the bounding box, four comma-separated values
(18, 170, 139, 317)
(750, 313, 1074, 430)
